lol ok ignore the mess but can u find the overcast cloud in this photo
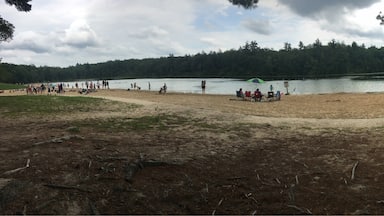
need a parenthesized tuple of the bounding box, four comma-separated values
(278, 0, 380, 17)
(0, 0, 384, 67)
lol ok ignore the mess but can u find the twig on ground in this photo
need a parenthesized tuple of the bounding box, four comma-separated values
(288, 185, 295, 202)
(33, 135, 84, 146)
(244, 193, 258, 203)
(275, 178, 281, 184)
(287, 204, 312, 214)
(218, 198, 224, 206)
(212, 198, 224, 215)
(23, 205, 27, 215)
(294, 160, 308, 168)
(351, 161, 359, 180)
(3, 159, 30, 175)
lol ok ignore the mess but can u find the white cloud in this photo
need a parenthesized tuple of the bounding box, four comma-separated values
(60, 19, 100, 49)
(1, 0, 384, 67)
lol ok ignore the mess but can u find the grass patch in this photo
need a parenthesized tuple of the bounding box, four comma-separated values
(66, 126, 80, 133)
(0, 83, 26, 90)
(0, 95, 138, 117)
(76, 114, 192, 132)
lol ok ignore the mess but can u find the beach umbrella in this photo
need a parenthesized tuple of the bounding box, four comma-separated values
(247, 78, 265, 84)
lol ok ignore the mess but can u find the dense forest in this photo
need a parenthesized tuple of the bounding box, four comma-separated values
(1, 39, 384, 84)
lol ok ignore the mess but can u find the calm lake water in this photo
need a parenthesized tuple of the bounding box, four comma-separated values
(65, 77, 384, 95)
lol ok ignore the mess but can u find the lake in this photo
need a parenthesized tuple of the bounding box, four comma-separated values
(64, 77, 384, 95)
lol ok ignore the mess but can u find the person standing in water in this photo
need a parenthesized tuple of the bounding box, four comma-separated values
(201, 80, 206, 94)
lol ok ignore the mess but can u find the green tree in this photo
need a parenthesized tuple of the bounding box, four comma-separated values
(0, 0, 31, 42)
(228, 0, 258, 9)
(298, 41, 305, 50)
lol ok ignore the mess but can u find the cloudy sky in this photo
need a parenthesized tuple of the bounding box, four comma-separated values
(1, 0, 384, 67)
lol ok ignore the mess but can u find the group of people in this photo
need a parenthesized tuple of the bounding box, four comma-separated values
(25, 80, 112, 96)
(237, 88, 263, 101)
(237, 86, 281, 102)
(78, 80, 109, 90)
(26, 83, 67, 95)
(129, 82, 142, 90)
(77, 80, 109, 94)
(26, 84, 45, 95)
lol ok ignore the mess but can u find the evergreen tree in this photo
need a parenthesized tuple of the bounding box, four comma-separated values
(0, 0, 31, 42)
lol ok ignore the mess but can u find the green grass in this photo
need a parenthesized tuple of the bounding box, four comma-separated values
(0, 95, 260, 134)
(0, 95, 138, 117)
(75, 114, 193, 132)
(0, 83, 26, 90)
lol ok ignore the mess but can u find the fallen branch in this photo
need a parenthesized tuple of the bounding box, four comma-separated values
(3, 159, 30, 175)
(351, 161, 359, 180)
(33, 135, 84, 146)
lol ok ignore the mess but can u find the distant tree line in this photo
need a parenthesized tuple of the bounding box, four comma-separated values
(1, 39, 384, 84)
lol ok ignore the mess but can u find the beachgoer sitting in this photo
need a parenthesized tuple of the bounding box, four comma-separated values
(236, 88, 244, 98)
(78, 88, 89, 94)
(245, 91, 252, 98)
(253, 89, 263, 102)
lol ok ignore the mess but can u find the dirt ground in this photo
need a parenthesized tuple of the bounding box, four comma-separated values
(2, 89, 384, 214)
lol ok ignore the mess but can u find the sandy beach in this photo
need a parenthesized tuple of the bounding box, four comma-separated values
(95, 89, 384, 118)
(4, 87, 384, 132)
(4, 88, 384, 120)
(5, 88, 384, 130)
